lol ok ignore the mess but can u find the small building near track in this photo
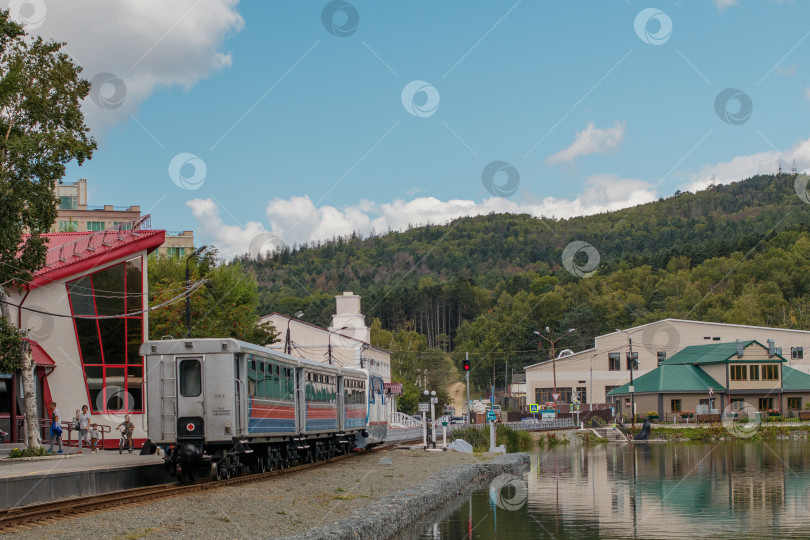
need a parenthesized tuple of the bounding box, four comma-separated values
(3, 217, 165, 445)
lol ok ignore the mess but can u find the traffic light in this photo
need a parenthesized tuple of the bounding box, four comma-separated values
(463, 359, 471, 371)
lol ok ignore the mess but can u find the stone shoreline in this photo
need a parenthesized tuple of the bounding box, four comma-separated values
(282, 452, 530, 540)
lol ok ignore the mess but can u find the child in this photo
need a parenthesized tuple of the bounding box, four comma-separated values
(89, 423, 100, 454)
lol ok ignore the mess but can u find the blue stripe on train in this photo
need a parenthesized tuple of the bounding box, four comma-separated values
(344, 418, 365, 428)
(248, 418, 296, 433)
(305, 419, 338, 431)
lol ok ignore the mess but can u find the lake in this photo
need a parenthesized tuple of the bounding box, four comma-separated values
(395, 439, 810, 539)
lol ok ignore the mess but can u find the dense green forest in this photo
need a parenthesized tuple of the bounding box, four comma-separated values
(238, 173, 810, 392)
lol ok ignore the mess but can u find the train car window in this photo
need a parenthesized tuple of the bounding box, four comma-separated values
(179, 359, 202, 397)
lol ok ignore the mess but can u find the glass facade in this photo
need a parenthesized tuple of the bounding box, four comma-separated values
(67, 257, 144, 414)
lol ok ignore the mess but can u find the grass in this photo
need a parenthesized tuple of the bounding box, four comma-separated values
(451, 424, 534, 453)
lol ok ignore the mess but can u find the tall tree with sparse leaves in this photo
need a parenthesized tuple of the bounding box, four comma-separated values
(0, 11, 96, 449)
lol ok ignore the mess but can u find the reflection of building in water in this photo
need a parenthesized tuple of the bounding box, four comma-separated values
(524, 443, 798, 536)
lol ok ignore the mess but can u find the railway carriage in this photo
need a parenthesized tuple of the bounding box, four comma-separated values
(141, 338, 384, 481)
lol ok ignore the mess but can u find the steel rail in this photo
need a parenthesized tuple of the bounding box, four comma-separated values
(0, 440, 420, 531)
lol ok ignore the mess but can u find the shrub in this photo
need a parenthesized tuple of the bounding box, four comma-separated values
(8, 447, 48, 458)
(451, 424, 533, 452)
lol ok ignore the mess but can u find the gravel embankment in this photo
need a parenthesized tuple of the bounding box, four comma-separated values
(3, 449, 526, 540)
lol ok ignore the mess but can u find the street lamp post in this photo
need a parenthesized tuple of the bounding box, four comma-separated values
(534, 327, 575, 410)
(327, 326, 348, 365)
(185, 245, 208, 338)
(616, 328, 638, 429)
(284, 311, 304, 355)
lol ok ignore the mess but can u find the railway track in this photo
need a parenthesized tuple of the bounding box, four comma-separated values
(0, 441, 419, 532)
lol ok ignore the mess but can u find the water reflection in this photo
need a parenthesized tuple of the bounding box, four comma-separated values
(395, 440, 810, 539)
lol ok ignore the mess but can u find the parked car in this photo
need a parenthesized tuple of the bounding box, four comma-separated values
(450, 416, 465, 425)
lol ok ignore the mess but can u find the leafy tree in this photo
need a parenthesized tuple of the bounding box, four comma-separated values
(0, 13, 96, 449)
(148, 251, 278, 345)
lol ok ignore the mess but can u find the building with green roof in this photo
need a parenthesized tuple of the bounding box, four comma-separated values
(608, 340, 810, 420)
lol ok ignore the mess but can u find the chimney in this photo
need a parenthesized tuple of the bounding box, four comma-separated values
(767, 339, 775, 358)
(736, 339, 743, 358)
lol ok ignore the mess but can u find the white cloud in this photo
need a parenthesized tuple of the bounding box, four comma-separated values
(187, 176, 658, 257)
(713, 0, 738, 9)
(680, 135, 810, 193)
(547, 121, 625, 164)
(804, 87, 810, 101)
(186, 198, 269, 258)
(776, 65, 798, 76)
(17, 0, 244, 134)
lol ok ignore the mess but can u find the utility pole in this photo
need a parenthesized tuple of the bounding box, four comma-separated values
(465, 352, 471, 424)
(534, 327, 576, 410)
(616, 328, 638, 430)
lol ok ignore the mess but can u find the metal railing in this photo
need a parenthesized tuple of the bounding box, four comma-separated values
(388, 412, 422, 428)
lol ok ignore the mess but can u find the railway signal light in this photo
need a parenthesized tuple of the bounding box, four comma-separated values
(463, 359, 470, 371)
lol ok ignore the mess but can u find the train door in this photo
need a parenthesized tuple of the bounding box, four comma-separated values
(177, 356, 205, 439)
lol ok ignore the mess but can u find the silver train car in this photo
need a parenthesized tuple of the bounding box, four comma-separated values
(140, 338, 387, 480)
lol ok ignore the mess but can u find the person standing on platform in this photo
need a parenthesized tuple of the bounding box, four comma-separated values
(76, 405, 90, 453)
(48, 402, 63, 454)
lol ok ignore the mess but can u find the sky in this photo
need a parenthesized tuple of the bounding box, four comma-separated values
(8, 0, 810, 258)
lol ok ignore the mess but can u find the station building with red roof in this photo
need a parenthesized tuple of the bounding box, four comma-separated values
(3, 216, 165, 446)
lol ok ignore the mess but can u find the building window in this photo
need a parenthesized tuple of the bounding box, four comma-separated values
(671, 399, 682, 412)
(608, 353, 620, 371)
(113, 221, 133, 230)
(749, 365, 760, 381)
(730, 365, 747, 381)
(762, 365, 779, 380)
(165, 247, 186, 259)
(536, 388, 571, 404)
(87, 221, 105, 232)
(59, 195, 77, 209)
(605, 385, 618, 400)
(626, 352, 638, 371)
(758, 397, 774, 411)
(575, 387, 587, 404)
(59, 220, 78, 232)
(792, 347, 804, 360)
(67, 256, 144, 414)
(657, 351, 667, 365)
(788, 397, 802, 410)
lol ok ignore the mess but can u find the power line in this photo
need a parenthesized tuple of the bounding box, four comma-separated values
(0, 280, 207, 319)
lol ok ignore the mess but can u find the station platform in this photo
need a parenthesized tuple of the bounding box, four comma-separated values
(0, 445, 169, 509)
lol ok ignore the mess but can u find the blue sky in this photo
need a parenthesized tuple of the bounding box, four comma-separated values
(17, 0, 810, 256)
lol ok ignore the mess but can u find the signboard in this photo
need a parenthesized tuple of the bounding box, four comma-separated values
(486, 411, 497, 422)
(490, 395, 495, 404)
(418, 402, 429, 413)
(552, 393, 560, 402)
(528, 403, 540, 414)
(541, 411, 556, 419)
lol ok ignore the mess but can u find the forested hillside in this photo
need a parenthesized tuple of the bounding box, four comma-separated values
(238, 173, 810, 391)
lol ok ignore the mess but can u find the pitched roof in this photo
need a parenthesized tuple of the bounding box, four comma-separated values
(661, 340, 786, 365)
(782, 366, 810, 391)
(23, 338, 56, 367)
(608, 364, 725, 396)
(22, 216, 165, 290)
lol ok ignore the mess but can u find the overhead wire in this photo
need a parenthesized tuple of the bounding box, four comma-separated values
(0, 258, 203, 298)
(0, 279, 208, 319)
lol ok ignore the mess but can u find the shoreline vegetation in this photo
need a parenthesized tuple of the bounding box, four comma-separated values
(451, 424, 534, 452)
(547, 425, 810, 445)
